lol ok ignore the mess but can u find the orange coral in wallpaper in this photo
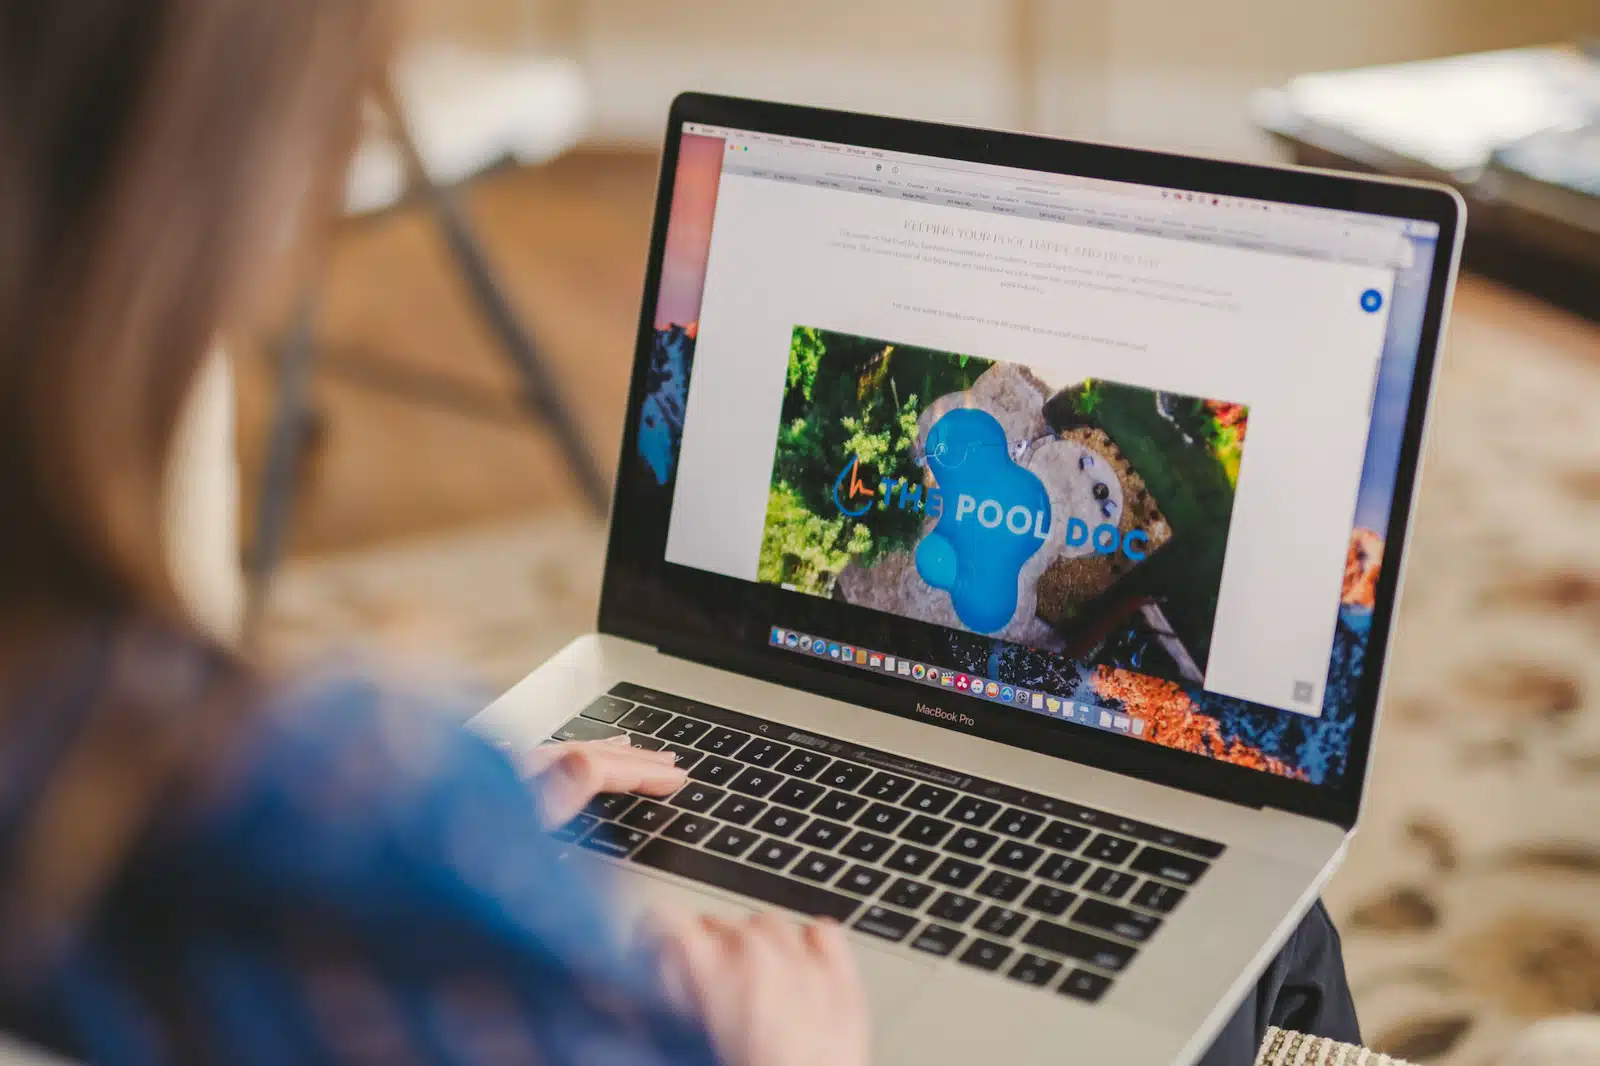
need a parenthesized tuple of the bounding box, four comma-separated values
(1090, 667, 1306, 779)
(1342, 528, 1384, 609)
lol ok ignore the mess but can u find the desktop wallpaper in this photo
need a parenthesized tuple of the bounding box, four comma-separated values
(623, 127, 1434, 788)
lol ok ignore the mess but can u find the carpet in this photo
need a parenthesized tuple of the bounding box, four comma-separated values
(263, 276, 1599, 1064)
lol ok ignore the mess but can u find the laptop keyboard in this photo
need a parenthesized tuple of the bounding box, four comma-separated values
(546, 683, 1223, 1005)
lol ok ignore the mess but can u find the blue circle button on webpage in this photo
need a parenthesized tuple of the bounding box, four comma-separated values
(1360, 288, 1383, 313)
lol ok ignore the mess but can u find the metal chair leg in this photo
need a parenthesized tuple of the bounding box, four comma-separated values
(423, 184, 610, 515)
(371, 75, 609, 515)
(243, 297, 321, 644)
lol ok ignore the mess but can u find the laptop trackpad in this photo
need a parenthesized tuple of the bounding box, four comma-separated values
(615, 869, 931, 1023)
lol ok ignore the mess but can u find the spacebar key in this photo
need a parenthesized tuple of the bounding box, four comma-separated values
(633, 839, 860, 922)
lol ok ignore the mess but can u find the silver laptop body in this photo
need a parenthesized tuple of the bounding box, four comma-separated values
(473, 94, 1464, 1066)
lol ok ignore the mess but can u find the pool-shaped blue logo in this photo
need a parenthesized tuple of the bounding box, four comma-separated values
(914, 408, 1051, 632)
(1360, 288, 1383, 313)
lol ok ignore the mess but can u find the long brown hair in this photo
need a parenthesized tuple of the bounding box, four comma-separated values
(0, 0, 393, 962)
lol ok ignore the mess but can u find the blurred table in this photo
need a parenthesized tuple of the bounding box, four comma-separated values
(1254, 45, 1600, 321)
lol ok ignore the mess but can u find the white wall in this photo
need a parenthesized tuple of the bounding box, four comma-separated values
(423, 0, 1600, 161)
(573, 0, 1025, 139)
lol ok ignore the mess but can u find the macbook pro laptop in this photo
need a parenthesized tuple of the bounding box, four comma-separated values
(473, 94, 1464, 1065)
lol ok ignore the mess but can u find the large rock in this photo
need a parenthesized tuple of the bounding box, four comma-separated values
(835, 365, 1172, 651)
(1033, 427, 1171, 628)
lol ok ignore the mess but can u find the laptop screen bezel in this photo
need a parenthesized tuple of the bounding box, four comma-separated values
(598, 92, 1463, 829)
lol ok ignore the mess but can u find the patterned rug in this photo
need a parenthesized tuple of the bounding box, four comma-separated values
(263, 277, 1599, 1065)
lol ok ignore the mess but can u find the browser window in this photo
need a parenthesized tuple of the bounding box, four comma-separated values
(635, 123, 1440, 783)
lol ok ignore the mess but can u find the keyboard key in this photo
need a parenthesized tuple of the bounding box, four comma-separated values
(777, 750, 830, 779)
(620, 800, 676, 832)
(795, 819, 850, 850)
(663, 744, 705, 771)
(856, 802, 910, 833)
(580, 822, 648, 858)
(794, 852, 848, 883)
(994, 809, 1046, 839)
(1073, 898, 1163, 943)
(814, 791, 869, 821)
(928, 892, 981, 924)
(817, 761, 873, 791)
(711, 795, 766, 826)
(662, 814, 716, 844)
(837, 865, 890, 896)
(947, 796, 1000, 827)
(729, 767, 783, 797)
(734, 738, 791, 768)
(583, 793, 638, 819)
(911, 923, 965, 957)
(944, 829, 999, 860)
(580, 695, 633, 723)
(617, 706, 674, 734)
(884, 844, 938, 876)
(1058, 969, 1113, 1003)
(632, 839, 858, 922)
(749, 839, 804, 870)
(552, 813, 597, 842)
(860, 772, 914, 802)
(839, 831, 894, 863)
(1129, 846, 1210, 886)
(884, 879, 936, 911)
(770, 779, 827, 810)
(623, 734, 667, 751)
(1084, 834, 1138, 865)
(1130, 880, 1187, 914)
(1038, 854, 1090, 886)
(670, 783, 726, 814)
(1008, 954, 1062, 988)
(854, 905, 918, 943)
(554, 717, 624, 743)
(992, 842, 1044, 872)
(705, 826, 760, 857)
(1022, 884, 1076, 917)
(1037, 821, 1092, 853)
(975, 870, 1027, 903)
(1022, 920, 1137, 972)
(899, 815, 954, 846)
(696, 727, 751, 756)
(902, 784, 958, 815)
(658, 717, 712, 745)
(976, 906, 1027, 938)
(752, 807, 806, 837)
(929, 857, 982, 889)
(688, 755, 741, 787)
(1084, 868, 1138, 900)
(959, 938, 1012, 972)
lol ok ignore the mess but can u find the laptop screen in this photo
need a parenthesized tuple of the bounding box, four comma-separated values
(618, 119, 1444, 793)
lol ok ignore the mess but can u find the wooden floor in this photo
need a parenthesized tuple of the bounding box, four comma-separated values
(235, 150, 662, 558)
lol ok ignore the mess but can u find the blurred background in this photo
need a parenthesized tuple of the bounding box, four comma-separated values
(225, 3, 1599, 1064)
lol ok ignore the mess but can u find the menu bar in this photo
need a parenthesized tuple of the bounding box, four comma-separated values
(684, 121, 1432, 269)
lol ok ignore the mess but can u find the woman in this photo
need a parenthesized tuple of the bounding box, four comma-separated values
(0, 3, 860, 1064)
(0, 2, 1356, 1064)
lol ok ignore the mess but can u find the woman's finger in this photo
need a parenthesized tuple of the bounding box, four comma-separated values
(523, 734, 674, 776)
(533, 740, 687, 827)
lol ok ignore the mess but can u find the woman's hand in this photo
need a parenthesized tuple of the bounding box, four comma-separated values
(655, 911, 869, 1066)
(524, 735, 687, 829)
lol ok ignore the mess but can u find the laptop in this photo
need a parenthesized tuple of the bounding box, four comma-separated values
(472, 93, 1464, 1065)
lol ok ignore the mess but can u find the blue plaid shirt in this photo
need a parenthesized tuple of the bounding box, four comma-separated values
(0, 656, 719, 1066)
